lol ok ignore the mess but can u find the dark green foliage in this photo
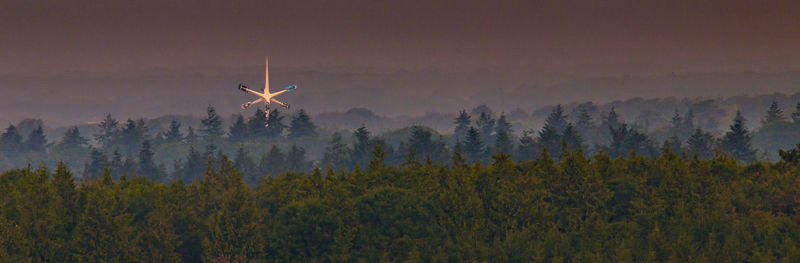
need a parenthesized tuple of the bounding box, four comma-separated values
(95, 113, 119, 150)
(24, 125, 47, 153)
(117, 119, 148, 155)
(138, 141, 163, 181)
(608, 123, 656, 157)
(476, 111, 495, 147)
(83, 148, 108, 179)
(350, 125, 373, 169)
(562, 123, 583, 153)
(248, 108, 268, 139)
(264, 109, 287, 138)
(228, 114, 249, 143)
(464, 126, 484, 162)
(259, 145, 286, 176)
(200, 105, 223, 138)
(721, 111, 757, 162)
(286, 144, 312, 173)
(321, 132, 349, 170)
(687, 128, 715, 159)
(162, 120, 183, 143)
(494, 112, 514, 154)
(5, 148, 800, 261)
(763, 100, 786, 125)
(0, 125, 23, 157)
(288, 109, 317, 139)
(453, 110, 472, 141)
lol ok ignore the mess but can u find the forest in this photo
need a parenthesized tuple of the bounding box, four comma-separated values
(3, 93, 800, 261)
(3, 142, 800, 261)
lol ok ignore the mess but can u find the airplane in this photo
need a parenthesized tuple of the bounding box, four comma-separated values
(238, 56, 297, 126)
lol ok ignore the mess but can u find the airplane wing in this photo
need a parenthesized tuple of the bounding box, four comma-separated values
(264, 56, 270, 93)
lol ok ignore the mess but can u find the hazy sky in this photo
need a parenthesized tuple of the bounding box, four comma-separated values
(2, 0, 799, 74)
(1, 0, 800, 126)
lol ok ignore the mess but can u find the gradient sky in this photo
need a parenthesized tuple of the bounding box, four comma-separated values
(1, 0, 800, 125)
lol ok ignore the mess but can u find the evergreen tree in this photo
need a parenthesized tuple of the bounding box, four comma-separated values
(24, 125, 47, 153)
(265, 109, 287, 138)
(453, 110, 472, 141)
(464, 126, 484, 162)
(604, 106, 621, 130)
(792, 102, 800, 124)
(351, 125, 373, 169)
(178, 146, 204, 182)
(228, 114, 249, 143)
(664, 135, 683, 155)
(537, 120, 561, 158)
(408, 126, 434, 160)
(575, 105, 595, 134)
(288, 109, 317, 139)
(248, 108, 268, 139)
(687, 128, 714, 159)
(185, 126, 198, 144)
(476, 111, 495, 147)
(83, 148, 108, 179)
(138, 141, 162, 181)
(233, 146, 258, 185)
(95, 113, 119, 150)
(259, 145, 286, 176)
(608, 123, 655, 158)
(763, 100, 787, 125)
(287, 144, 311, 173)
(721, 111, 756, 162)
(494, 113, 514, 154)
(544, 104, 569, 133)
(122, 154, 138, 177)
(118, 119, 147, 154)
(562, 123, 583, 153)
(162, 120, 183, 143)
(56, 126, 89, 151)
(322, 132, 349, 170)
(0, 124, 23, 157)
(200, 105, 223, 138)
(109, 149, 124, 179)
(516, 130, 537, 160)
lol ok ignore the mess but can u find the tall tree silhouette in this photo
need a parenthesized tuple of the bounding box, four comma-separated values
(721, 111, 756, 162)
(453, 110, 472, 141)
(228, 114, 249, 143)
(0, 124, 23, 157)
(162, 120, 183, 143)
(288, 109, 317, 139)
(265, 109, 287, 139)
(200, 105, 223, 138)
(24, 125, 47, 153)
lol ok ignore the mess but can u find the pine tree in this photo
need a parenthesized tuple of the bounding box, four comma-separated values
(516, 130, 537, 160)
(185, 126, 198, 144)
(351, 125, 373, 169)
(476, 111, 495, 147)
(562, 123, 583, 153)
(494, 113, 514, 154)
(408, 126, 433, 160)
(24, 125, 47, 153)
(604, 106, 621, 130)
(575, 106, 595, 134)
(179, 146, 204, 182)
(763, 100, 786, 125)
(288, 109, 317, 139)
(259, 145, 287, 176)
(138, 141, 162, 181)
(687, 128, 714, 159)
(664, 135, 682, 155)
(464, 126, 484, 162)
(265, 109, 287, 138)
(287, 144, 311, 173)
(83, 148, 108, 179)
(545, 104, 569, 134)
(56, 126, 89, 151)
(792, 103, 800, 124)
(200, 105, 223, 138)
(228, 114, 249, 143)
(721, 111, 756, 162)
(453, 110, 472, 141)
(248, 108, 268, 139)
(109, 149, 123, 179)
(322, 132, 349, 170)
(95, 113, 119, 150)
(608, 123, 655, 158)
(162, 120, 183, 143)
(0, 124, 23, 157)
(538, 120, 561, 158)
(118, 119, 148, 154)
(233, 146, 258, 184)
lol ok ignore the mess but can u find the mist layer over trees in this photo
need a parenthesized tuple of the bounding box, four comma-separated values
(2, 92, 800, 180)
